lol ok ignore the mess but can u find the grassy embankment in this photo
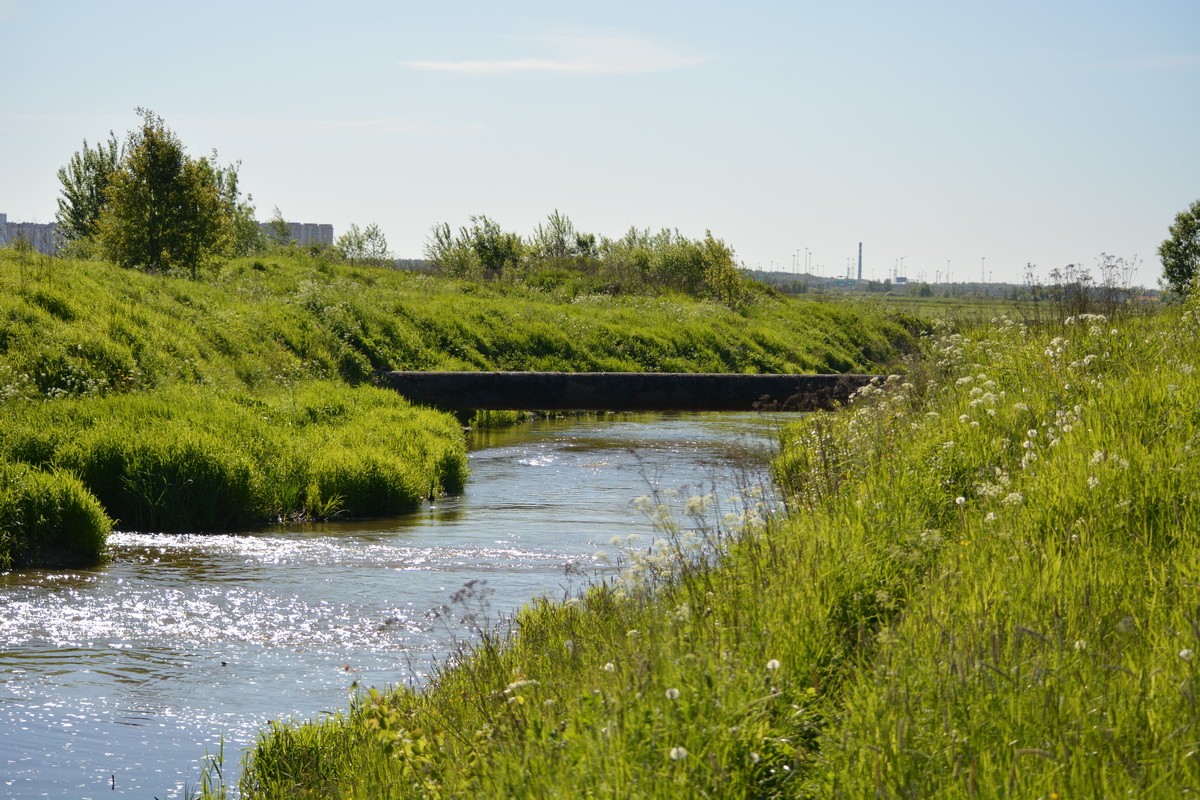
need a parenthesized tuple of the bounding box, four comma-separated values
(223, 301, 1200, 798)
(0, 248, 916, 568)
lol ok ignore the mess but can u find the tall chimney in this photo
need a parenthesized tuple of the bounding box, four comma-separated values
(857, 242, 862, 282)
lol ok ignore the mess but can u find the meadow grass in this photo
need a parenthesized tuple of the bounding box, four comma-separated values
(221, 302, 1200, 798)
(0, 250, 916, 399)
(0, 247, 917, 566)
(0, 382, 467, 534)
(0, 461, 111, 569)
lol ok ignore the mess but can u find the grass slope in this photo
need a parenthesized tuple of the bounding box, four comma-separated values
(0, 249, 915, 567)
(226, 304, 1199, 798)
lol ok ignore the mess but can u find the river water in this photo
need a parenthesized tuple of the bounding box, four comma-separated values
(0, 412, 785, 798)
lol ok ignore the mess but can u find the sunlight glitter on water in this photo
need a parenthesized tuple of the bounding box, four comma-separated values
(0, 412, 785, 797)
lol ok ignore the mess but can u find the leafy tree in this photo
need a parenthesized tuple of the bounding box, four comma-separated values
(95, 109, 256, 277)
(529, 209, 578, 260)
(1159, 199, 1200, 295)
(56, 133, 121, 247)
(425, 215, 523, 278)
(213, 156, 263, 256)
(266, 206, 292, 245)
(461, 215, 524, 278)
(336, 222, 390, 263)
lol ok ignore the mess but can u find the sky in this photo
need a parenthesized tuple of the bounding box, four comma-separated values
(2, 0, 1198, 286)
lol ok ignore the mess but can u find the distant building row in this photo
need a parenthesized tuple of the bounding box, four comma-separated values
(1, 213, 334, 255)
(0, 214, 60, 254)
(258, 221, 334, 247)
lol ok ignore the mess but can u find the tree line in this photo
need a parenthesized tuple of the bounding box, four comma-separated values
(424, 210, 751, 306)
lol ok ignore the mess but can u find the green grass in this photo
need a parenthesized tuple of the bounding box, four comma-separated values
(0, 461, 111, 569)
(0, 381, 467, 534)
(0, 248, 915, 566)
(220, 303, 1200, 798)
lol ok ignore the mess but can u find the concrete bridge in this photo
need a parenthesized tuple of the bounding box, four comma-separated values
(380, 371, 880, 412)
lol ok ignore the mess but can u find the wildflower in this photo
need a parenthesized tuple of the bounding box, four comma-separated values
(1181, 649, 1194, 661)
(984, 512, 997, 523)
(1087, 476, 1100, 490)
(1002, 492, 1024, 507)
(670, 746, 688, 761)
(766, 659, 781, 671)
(665, 687, 680, 700)
(1074, 640, 1087, 651)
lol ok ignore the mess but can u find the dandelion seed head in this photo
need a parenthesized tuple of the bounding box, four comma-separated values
(766, 659, 781, 671)
(669, 746, 688, 761)
(665, 687, 680, 700)
(1181, 649, 1194, 661)
(603, 662, 615, 673)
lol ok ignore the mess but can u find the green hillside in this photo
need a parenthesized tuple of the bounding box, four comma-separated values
(0, 248, 917, 567)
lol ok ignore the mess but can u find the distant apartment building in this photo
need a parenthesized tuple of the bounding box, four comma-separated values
(1, 212, 334, 255)
(0, 213, 60, 255)
(258, 220, 335, 247)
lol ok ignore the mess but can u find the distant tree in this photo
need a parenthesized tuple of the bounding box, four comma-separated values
(425, 216, 523, 278)
(266, 206, 292, 246)
(461, 215, 524, 278)
(214, 159, 263, 256)
(529, 209, 578, 260)
(1159, 199, 1200, 296)
(362, 223, 390, 262)
(93, 109, 256, 277)
(337, 222, 391, 263)
(56, 133, 121, 247)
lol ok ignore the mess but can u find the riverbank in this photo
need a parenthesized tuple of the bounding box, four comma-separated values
(0, 249, 918, 568)
(226, 302, 1200, 798)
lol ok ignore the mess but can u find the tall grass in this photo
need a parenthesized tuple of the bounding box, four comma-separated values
(222, 302, 1200, 798)
(0, 246, 916, 566)
(0, 250, 917, 402)
(0, 462, 111, 569)
(0, 382, 467, 536)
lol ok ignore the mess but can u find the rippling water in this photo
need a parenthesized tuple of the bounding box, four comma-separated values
(0, 412, 785, 798)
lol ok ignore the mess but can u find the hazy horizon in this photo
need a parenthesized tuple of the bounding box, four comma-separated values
(2, 0, 1197, 286)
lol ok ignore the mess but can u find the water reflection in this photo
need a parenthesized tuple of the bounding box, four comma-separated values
(0, 412, 786, 797)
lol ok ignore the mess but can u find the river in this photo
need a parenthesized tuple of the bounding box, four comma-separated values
(0, 412, 786, 798)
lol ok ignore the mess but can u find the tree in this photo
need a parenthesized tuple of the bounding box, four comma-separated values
(266, 206, 292, 245)
(56, 133, 121, 247)
(529, 209, 577, 260)
(95, 109, 256, 277)
(1159, 199, 1200, 295)
(424, 215, 523, 278)
(336, 223, 390, 263)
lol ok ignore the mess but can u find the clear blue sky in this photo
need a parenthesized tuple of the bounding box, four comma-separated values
(2, 0, 1197, 285)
